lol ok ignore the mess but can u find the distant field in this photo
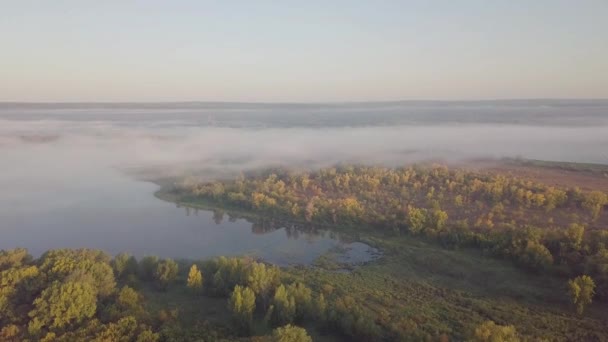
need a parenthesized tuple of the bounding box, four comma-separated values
(462, 158, 608, 192)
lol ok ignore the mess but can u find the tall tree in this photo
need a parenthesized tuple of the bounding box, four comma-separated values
(271, 284, 296, 325)
(154, 259, 178, 291)
(187, 264, 203, 292)
(247, 262, 279, 308)
(228, 285, 256, 333)
(568, 275, 596, 314)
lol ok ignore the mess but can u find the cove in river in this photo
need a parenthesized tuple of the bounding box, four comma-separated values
(0, 168, 378, 266)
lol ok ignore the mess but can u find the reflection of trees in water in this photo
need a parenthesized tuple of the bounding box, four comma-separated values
(212, 209, 224, 224)
(179, 206, 200, 217)
(178, 205, 358, 243)
(247, 217, 357, 243)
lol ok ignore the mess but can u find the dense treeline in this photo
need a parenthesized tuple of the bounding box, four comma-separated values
(173, 164, 608, 301)
(4, 246, 608, 341)
(0, 249, 319, 341)
(1, 248, 535, 341)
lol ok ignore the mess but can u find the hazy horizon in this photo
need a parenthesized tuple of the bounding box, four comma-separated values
(2, 1, 608, 102)
(2, 98, 608, 105)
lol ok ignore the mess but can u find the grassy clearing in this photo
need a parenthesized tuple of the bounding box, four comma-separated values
(283, 235, 608, 341)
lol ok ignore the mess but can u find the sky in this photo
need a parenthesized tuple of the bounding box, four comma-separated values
(1, 1, 607, 102)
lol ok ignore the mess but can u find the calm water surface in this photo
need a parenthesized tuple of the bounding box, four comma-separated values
(0, 166, 375, 264)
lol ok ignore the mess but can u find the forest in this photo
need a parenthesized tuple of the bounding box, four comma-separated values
(172, 164, 608, 297)
(3, 163, 608, 341)
(3, 245, 589, 342)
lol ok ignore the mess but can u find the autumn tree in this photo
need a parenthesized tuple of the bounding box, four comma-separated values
(582, 191, 607, 220)
(406, 206, 427, 234)
(568, 275, 596, 314)
(473, 320, 520, 342)
(187, 264, 203, 292)
(28, 281, 98, 335)
(271, 324, 312, 342)
(117, 286, 142, 313)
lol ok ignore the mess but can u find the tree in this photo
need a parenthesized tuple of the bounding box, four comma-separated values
(582, 191, 607, 220)
(139, 256, 159, 281)
(28, 281, 97, 334)
(111, 253, 138, 279)
(39, 249, 116, 297)
(286, 282, 313, 319)
(271, 324, 312, 342)
(117, 286, 142, 313)
(473, 320, 520, 342)
(564, 223, 585, 251)
(568, 275, 596, 314)
(187, 264, 203, 292)
(517, 241, 554, 272)
(271, 284, 296, 325)
(314, 293, 327, 321)
(228, 285, 256, 333)
(0, 248, 32, 271)
(430, 209, 448, 230)
(247, 262, 279, 308)
(93, 316, 159, 341)
(406, 206, 427, 234)
(154, 259, 178, 291)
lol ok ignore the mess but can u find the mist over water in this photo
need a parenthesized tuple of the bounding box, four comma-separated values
(1, 100, 607, 260)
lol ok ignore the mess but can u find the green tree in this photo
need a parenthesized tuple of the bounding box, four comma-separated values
(187, 264, 203, 292)
(247, 262, 279, 308)
(517, 241, 554, 272)
(473, 320, 520, 342)
(286, 282, 313, 319)
(568, 275, 596, 314)
(271, 284, 296, 325)
(154, 259, 178, 291)
(314, 293, 327, 321)
(228, 285, 256, 333)
(271, 324, 312, 342)
(139, 256, 159, 281)
(112, 253, 138, 279)
(564, 223, 585, 251)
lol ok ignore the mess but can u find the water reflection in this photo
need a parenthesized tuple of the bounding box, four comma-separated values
(174, 204, 379, 267)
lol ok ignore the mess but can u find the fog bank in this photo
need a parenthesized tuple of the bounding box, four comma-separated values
(1, 104, 606, 257)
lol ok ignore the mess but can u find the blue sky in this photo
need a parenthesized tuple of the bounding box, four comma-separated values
(1, 1, 607, 102)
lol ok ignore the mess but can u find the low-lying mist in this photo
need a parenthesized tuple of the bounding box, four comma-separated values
(2, 115, 607, 208)
(2, 111, 608, 185)
(1, 103, 607, 257)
